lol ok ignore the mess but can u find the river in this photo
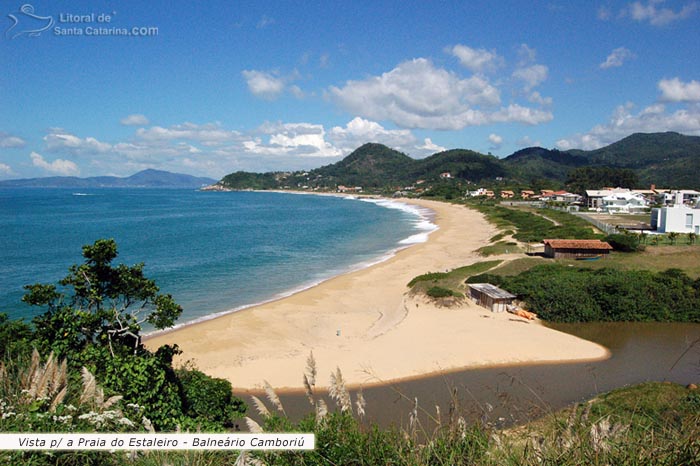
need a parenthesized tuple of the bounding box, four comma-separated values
(256, 322, 700, 429)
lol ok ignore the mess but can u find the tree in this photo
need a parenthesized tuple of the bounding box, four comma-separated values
(688, 232, 697, 245)
(19, 239, 246, 431)
(23, 239, 182, 358)
(667, 232, 679, 245)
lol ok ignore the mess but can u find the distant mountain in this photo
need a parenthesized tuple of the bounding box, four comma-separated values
(583, 132, 700, 188)
(0, 169, 216, 189)
(501, 132, 700, 189)
(212, 132, 700, 192)
(216, 143, 507, 191)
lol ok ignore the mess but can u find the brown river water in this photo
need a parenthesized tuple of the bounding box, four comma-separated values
(244, 322, 700, 429)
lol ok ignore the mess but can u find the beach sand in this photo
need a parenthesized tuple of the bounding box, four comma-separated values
(145, 199, 609, 391)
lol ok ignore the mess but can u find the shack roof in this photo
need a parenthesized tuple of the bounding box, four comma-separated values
(468, 283, 516, 300)
(542, 239, 613, 250)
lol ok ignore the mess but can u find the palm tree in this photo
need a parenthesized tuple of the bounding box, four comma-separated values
(668, 232, 679, 245)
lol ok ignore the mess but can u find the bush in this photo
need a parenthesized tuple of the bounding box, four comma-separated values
(426, 286, 456, 298)
(177, 368, 246, 429)
(605, 233, 641, 252)
(499, 265, 700, 323)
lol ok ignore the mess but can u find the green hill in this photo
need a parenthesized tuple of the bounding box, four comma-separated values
(215, 132, 700, 192)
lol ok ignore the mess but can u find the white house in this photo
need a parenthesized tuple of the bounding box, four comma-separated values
(601, 191, 649, 214)
(651, 194, 700, 234)
(656, 189, 700, 206)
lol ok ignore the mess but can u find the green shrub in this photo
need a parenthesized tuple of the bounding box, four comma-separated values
(426, 286, 456, 298)
(605, 233, 641, 252)
(499, 265, 700, 322)
(177, 368, 246, 429)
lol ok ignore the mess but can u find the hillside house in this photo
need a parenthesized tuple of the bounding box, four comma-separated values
(542, 239, 613, 259)
(467, 283, 516, 313)
(440, 172, 452, 179)
(500, 190, 515, 199)
(521, 190, 535, 199)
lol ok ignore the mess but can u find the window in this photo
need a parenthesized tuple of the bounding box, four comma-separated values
(686, 213, 694, 228)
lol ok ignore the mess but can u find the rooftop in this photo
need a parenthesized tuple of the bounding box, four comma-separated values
(468, 283, 516, 300)
(543, 239, 613, 250)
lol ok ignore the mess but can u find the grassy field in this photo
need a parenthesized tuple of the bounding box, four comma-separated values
(410, 202, 700, 296)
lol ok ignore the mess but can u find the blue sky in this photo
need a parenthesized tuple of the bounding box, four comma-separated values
(1, 0, 699, 179)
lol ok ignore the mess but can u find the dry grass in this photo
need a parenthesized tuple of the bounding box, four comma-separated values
(18, 349, 68, 412)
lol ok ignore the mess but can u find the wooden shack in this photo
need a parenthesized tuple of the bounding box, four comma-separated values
(467, 283, 516, 313)
(542, 239, 613, 259)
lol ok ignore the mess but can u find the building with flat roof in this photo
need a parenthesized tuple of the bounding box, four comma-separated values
(467, 283, 516, 313)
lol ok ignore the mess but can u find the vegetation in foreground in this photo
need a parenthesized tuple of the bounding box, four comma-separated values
(0, 239, 247, 464)
(2, 232, 699, 464)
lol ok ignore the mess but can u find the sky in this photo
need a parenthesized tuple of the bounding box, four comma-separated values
(1, 0, 699, 179)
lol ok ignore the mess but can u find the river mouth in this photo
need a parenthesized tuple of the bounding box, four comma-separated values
(247, 322, 700, 430)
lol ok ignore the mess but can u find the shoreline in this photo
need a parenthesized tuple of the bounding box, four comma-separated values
(145, 198, 610, 390)
(144, 194, 437, 338)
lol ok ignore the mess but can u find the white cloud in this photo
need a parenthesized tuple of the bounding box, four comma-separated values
(44, 131, 112, 155)
(512, 44, 548, 91)
(328, 117, 415, 148)
(658, 78, 700, 102)
(329, 58, 551, 130)
(516, 44, 538, 66)
(600, 47, 635, 69)
(120, 114, 150, 126)
(449, 44, 503, 73)
(30, 151, 79, 175)
(556, 101, 700, 150)
(513, 64, 548, 91)
(528, 91, 553, 106)
(488, 133, 503, 149)
(0, 133, 26, 148)
(415, 138, 446, 155)
(627, 0, 698, 26)
(136, 122, 239, 145)
(254, 122, 341, 157)
(242, 70, 286, 100)
(0, 162, 13, 175)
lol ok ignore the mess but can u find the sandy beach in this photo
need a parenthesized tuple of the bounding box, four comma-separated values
(145, 199, 609, 391)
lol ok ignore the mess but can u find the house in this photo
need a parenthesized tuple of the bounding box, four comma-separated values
(440, 172, 452, 179)
(467, 283, 516, 313)
(553, 190, 582, 204)
(500, 190, 515, 199)
(656, 190, 700, 206)
(601, 191, 649, 213)
(650, 194, 700, 234)
(521, 190, 535, 199)
(468, 188, 495, 198)
(542, 239, 613, 259)
(585, 188, 648, 212)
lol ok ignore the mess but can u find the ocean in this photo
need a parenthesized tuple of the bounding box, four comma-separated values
(0, 189, 435, 327)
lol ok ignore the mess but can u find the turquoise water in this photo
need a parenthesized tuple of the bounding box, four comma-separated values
(0, 189, 433, 326)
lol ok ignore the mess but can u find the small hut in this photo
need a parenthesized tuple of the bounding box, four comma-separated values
(542, 239, 613, 259)
(467, 283, 516, 313)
